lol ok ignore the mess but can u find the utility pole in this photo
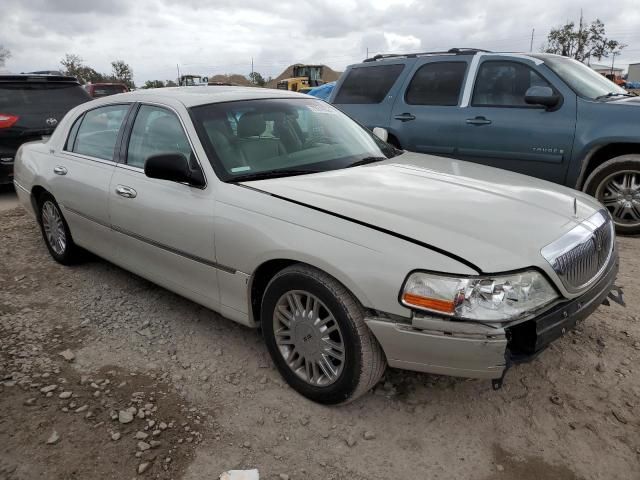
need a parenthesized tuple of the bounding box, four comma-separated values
(176, 64, 181, 86)
(611, 51, 619, 76)
(251, 57, 254, 83)
(366, 47, 369, 59)
(530, 28, 535, 52)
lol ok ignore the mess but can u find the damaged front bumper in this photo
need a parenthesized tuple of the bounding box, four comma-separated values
(365, 257, 622, 384)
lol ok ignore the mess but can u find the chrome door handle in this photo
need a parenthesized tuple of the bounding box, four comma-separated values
(394, 113, 416, 122)
(53, 166, 67, 175)
(466, 117, 492, 126)
(115, 185, 137, 198)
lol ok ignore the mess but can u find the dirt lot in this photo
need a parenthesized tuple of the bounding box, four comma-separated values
(1, 207, 639, 480)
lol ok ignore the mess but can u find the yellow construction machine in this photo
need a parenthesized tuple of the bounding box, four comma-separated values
(276, 65, 324, 92)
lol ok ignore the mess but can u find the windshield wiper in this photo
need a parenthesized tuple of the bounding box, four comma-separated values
(230, 169, 320, 182)
(348, 156, 387, 168)
(595, 92, 635, 101)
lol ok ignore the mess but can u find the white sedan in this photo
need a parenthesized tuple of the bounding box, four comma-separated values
(13, 87, 621, 404)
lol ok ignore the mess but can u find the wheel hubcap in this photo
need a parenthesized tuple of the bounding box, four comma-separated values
(273, 291, 345, 386)
(41, 201, 66, 255)
(597, 170, 640, 227)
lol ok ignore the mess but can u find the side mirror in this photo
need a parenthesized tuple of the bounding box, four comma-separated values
(525, 86, 560, 108)
(372, 127, 389, 142)
(144, 153, 205, 187)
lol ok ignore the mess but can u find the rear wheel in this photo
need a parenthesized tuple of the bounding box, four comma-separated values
(584, 155, 640, 235)
(261, 264, 386, 404)
(37, 193, 82, 264)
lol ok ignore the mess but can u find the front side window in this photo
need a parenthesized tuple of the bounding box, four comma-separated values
(405, 61, 468, 106)
(190, 98, 401, 182)
(72, 104, 129, 160)
(126, 105, 193, 169)
(532, 54, 628, 100)
(333, 64, 404, 104)
(472, 61, 553, 107)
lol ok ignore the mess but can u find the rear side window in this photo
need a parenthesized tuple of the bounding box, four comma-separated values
(334, 64, 404, 104)
(72, 104, 129, 161)
(405, 62, 468, 106)
(472, 61, 553, 107)
(0, 83, 90, 112)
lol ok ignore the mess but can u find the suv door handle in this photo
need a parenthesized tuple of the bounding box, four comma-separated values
(53, 166, 67, 176)
(394, 113, 416, 122)
(466, 116, 492, 126)
(115, 185, 137, 198)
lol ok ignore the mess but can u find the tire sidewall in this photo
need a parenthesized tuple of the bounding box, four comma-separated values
(261, 270, 363, 404)
(584, 155, 640, 236)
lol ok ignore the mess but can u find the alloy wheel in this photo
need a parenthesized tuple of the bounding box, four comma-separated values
(272, 290, 345, 386)
(41, 200, 67, 256)
(596, 170, 640, 227)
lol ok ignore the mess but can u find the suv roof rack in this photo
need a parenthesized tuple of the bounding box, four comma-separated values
(0, 74, 80, 83)
(363, 48, 492, 63)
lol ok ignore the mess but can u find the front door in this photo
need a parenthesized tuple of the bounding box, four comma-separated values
(455, 58, 577, 183)
(108, 103, 220, 309)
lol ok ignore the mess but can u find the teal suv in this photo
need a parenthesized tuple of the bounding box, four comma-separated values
(330, 48, 640, 234)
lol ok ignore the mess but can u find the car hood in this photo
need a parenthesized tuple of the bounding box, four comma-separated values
(245, 152, 603, 273)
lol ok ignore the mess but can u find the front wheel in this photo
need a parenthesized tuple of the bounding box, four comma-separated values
(261, 264, 386, 404)
(584, 155, 640, 235)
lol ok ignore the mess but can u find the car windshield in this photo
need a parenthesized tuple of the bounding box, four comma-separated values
(535, 55, 628, 100)
(190, 98, 401, 181)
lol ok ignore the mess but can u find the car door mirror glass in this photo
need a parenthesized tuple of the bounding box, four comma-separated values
(372, 127, 388, 142)
(144, 153, 205, 187)
(525, 86, 559, 108)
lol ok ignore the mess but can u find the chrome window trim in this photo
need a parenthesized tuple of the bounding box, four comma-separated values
(541, 209, 614, 293)
(61, 151, 117, 166)
(124, 101, 208, 190)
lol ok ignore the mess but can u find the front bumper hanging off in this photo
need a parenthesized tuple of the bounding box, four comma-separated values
(365, 259, 623, 387)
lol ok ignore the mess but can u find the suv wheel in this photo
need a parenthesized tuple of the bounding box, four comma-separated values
(261, 264, 386, 404)
(584, 155, 640, 235)
(38, 193, 82, 264)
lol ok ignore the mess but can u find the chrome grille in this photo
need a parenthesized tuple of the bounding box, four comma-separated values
(541, 210, 614, 293)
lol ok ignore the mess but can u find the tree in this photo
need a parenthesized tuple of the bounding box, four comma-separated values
(248, 71, 266, 87)
(544, 15, 625, 62)
(165, 79, 178, 87)
(60, 54, 105, 84)
(0, 45, 10, 67)
(111, 60, 134, 89)
(143, 80, 165, 89)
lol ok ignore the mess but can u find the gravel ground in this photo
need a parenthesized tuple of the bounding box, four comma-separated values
(1, 207, 639, 480)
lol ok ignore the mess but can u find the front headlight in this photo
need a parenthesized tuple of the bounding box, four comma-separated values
(401, 270, 558, 321)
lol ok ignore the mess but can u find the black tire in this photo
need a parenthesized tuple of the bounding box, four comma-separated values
(261, 264, 386, 404)
(37, 192, 82, 265)
(584, 155, 640, 236)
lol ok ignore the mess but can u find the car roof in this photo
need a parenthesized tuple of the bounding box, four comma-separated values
(94, 86, 311, 108)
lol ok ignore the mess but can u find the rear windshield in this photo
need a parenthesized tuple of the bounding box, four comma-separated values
(333, 64, 404, 104)
(91, 85, 127, 97)
(0, 83, 91, 112)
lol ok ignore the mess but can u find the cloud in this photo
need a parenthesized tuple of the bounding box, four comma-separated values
(1, 0, 639, 84)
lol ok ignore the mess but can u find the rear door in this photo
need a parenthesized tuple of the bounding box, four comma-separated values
(331, 61, 411, 130)
(390, 58, 470, 155)
(51, 103, 132, 259)
(454, 57, 577, 183)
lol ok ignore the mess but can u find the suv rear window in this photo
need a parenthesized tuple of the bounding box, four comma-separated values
(0, 83, 90, 112)
(334, 64, 404, 104)
(405, 62, 468, 106)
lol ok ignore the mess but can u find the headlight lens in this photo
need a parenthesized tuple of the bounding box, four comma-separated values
(401, 270, 558, 321)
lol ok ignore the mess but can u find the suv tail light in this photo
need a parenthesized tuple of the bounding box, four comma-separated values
(0, 114, 19, 129)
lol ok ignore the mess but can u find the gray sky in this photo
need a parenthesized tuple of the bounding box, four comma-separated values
(2, 0, 640, 84)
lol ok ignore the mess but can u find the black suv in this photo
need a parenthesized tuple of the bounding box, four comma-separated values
(0, 74, 91, 185)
